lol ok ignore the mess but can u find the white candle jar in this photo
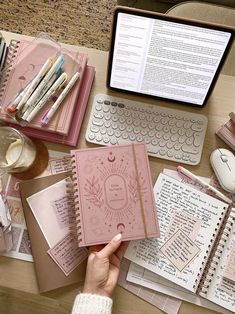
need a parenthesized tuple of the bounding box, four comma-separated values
(0, 127, 36, 175)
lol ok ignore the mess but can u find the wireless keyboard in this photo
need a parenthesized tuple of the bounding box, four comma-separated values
(85, 94, 208, 165)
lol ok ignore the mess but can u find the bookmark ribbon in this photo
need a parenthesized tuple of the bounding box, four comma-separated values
(132, 144, 148, 238)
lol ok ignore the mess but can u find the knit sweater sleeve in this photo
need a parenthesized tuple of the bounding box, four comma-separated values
(71, 293, 113, 314)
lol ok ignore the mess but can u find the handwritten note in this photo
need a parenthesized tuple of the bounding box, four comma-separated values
(27, 177, 72, 248)
(47, 233, 88, 276)
(223, 242, 235, 282)
(125, 173, 228, 292)
(161, 229, 200, 271)
(166, 211, 201, 241)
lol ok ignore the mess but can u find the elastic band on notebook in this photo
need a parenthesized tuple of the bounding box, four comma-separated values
(132, 144, 148, 238)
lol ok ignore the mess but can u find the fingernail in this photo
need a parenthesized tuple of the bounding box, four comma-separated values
(113, 233, 122, 242)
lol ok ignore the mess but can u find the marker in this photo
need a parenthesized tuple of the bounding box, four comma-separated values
(41, 71, 80, 126)
(22, 55, 64, 111)
(21, 68, 62, 120)
(177, 166, 233, 205)
(15, 57, 54, 112)
(25, 72, 67, 123)
(6, 81, 32, 113)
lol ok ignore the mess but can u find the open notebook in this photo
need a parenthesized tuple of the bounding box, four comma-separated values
(125, 173, 235, 313)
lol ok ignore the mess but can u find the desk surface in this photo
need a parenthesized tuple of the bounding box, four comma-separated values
(0, 31, 234, 314)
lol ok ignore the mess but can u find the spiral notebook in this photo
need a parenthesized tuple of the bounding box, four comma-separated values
(0, 39, 88, 135)
(125, 173, 235, 313)
(69, 143, 160, 247)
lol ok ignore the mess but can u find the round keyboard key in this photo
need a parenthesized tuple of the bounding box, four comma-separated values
(144, 137, 151, 144)
(191, 123, 203, 132)
(168, 119, 176, 126)
(110, 107, 117, 114)
(167, 150, 174, 157)
(112, 123, 118, 129)
(104, 120, 111, 128)
(148, 130, 155, 137)
(104, 100, 110, 105)
(115, 130, 121, 137)
(185, 137, 193, 145)
(103, 136, 110, 143)
(112, 116, 119, 122)
(159, 148, 167, 156)
(90, 125, 100, 133)
(185, 129, 193, 138)
(122, 132, 129, 139)
(129, 133, 136, 141)
(134, 127, 140, 134)
(127, 125, 133, 132)
(119, 116, 126, 123)
(88, 133, 95, 140)
(178, 128, 185, 136)
(103, 106, 110, 113)
(96, 134, 103, 142)
(111, 102, 117, 106)
(179, 135, 186, 144)
(100, 127, 107, 135)
(94, 112, 104, 119)
(107, 129, 114, 136)
(119, 124, 126, 131)
(166, 142, 174, 149)
(159, 139, 166, 147)
(151, 139, 159, 146)
(136, 135, 143, 142)
(104, 113, 111, 120)
(174, 143, 182, 151)
(141, 129, 148, 136)
(163, 133, 170, 141)
(175, 153, 183, 159)
(126, 118, 132, 125)
(110, 138, 117, 145)
(170, 127, 178, 134)
(141, 121, 148, 128)
(95, 104, 102, 111)
(171, 134, 179, 142)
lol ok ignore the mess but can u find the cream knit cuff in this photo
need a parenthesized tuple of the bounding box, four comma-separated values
(71, 293, 113, 314)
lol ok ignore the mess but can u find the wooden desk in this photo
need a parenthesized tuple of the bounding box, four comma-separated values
(0, 31, 234, 314)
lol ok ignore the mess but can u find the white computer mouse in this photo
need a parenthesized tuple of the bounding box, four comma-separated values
(210, 148, 235, 193)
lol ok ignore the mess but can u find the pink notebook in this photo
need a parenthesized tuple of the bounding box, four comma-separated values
(6, 65, 95, 146)
(70, 143, 160, 246)
(0, 39, 88, 135)
(216, 119, 235, 151)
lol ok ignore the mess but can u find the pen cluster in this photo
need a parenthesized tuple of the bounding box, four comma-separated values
(5, 54, 80, 126)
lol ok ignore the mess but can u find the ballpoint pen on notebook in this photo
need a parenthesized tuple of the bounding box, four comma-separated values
(14, 57, 54, 112)
(24, 72, 67, 123)
(41, 71, 80, 126)
(177, 166, 233, 204)
(22, 54, 64, 112)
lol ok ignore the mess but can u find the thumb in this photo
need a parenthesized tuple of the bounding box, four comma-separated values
(97, 233, 122, 259)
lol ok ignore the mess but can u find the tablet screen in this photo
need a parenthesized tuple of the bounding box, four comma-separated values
(107, 8, 233, 107)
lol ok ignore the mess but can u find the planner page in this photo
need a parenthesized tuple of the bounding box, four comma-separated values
(125, 173, 228, 292)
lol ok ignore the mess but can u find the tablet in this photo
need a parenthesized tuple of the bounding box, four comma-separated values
(107, 7, 234, 107)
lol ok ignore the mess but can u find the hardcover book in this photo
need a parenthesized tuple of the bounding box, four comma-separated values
(69, 143, 160, 246)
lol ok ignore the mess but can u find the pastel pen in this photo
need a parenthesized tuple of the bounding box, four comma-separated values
(25, 72, 67, 123)
(41, 71, 80, 126)
(6, 80, 32, 113)
(177, 166, 232, 205)
(21, 68, 62, 120)
(15, 57, 54, 112)
(23, 54, 64, 111)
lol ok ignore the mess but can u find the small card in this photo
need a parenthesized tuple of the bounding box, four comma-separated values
(47, 233, 88, 276)
(160, 229, 200, 271)
(223, 242, 235, 282)
(166, 211, 201, 241)
(27, 178, 73, 248)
